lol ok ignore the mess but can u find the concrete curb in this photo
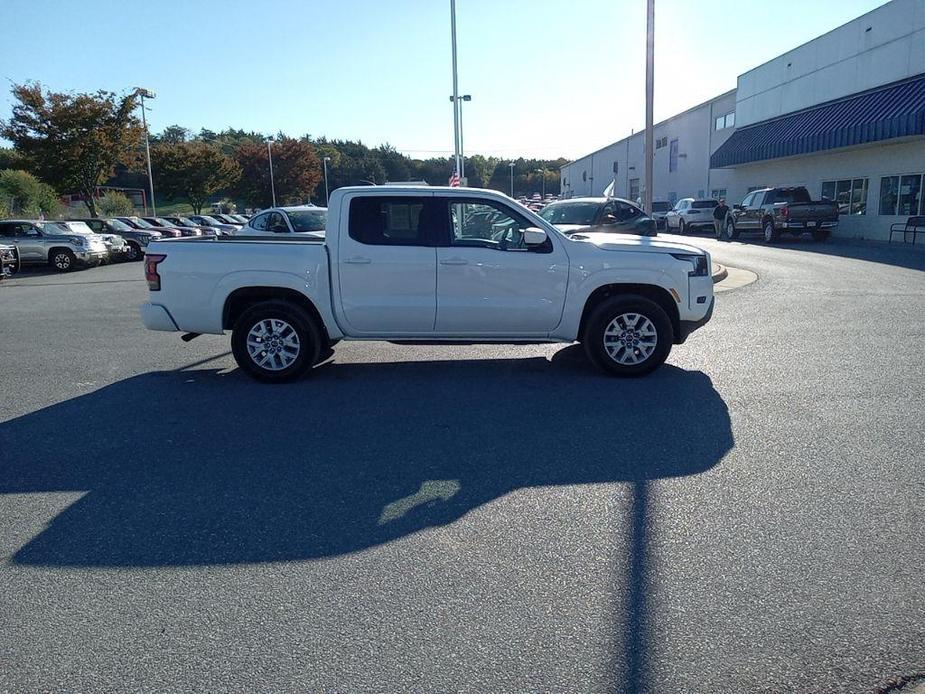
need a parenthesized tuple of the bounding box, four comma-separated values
(711, 263, 728, 284)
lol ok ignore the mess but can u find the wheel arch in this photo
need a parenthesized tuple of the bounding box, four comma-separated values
(578, 283, 680, 343)
(223, 286, 330, 343)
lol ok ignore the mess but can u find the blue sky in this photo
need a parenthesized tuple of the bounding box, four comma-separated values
(1, 0, 889, 160)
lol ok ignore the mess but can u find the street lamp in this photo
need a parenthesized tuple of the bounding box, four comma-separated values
(323, 156, 331, 206)
(133, 88, 156, 215)
(509, 162, 515, 197)
(536, 168, 546, 198)
(267, 136, 277, 207)
(449, 94, 472, 180)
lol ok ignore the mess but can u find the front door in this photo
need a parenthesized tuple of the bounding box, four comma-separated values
(434, 198, 569, 335)
(336, 195, 438, 335)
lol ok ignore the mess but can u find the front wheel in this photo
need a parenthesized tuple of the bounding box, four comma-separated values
(583, 296, 673, 377)
(126, 243, 143, 261)
(50, 249, 76, 272)
(231, 301, 321, 383)
(678, 219, 687, 235)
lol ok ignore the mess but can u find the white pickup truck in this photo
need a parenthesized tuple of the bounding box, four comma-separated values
(141, 186, 714, 382)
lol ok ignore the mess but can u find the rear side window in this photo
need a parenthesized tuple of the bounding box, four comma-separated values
(772, 188, 811, 204)
(349, 197, 431, 246)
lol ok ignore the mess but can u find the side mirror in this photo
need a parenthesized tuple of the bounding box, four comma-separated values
(523, 227, 547, 246)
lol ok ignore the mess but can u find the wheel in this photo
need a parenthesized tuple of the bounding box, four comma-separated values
(50, 249, 76, 272)
(678, 219, 687, 235)
(126, 243, 143, 261)
(812, 230, 829, 242)
(231, 301, 321, 383)
(582, 295, 673, 377)
(725, 219, 739, 240)
(763, 219, 780, 243)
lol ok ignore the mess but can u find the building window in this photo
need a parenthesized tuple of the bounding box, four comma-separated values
(582, 171, 587, 182)
(899, 174, 922, 216)
(655, 136, 668, 150)
(629, 178, 640, 201)
(711, 188, 727, 199)
(668, 139, 679, 173)
(714, 112, 735, 130)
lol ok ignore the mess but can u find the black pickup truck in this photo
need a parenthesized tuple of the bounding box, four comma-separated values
(722, 186, 838, 242)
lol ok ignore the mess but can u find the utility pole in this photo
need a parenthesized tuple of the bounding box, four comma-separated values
(323, 156, 331, 206)
(644, 0, 655, 216)
(134, 88, 156, 216)
(509, 162, 515, 197)
(450, 0, 461, 177)
(267, 137, 277, 207)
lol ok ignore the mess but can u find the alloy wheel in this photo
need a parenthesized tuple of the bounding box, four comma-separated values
(603, 313, 658, 365)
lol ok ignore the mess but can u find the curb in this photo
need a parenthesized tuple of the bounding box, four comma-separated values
(711, 263, 728, 284)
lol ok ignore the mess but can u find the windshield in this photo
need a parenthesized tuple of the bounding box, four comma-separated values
(106, 218, 133, 231)
(197, 216, 222, 225)
(170, 217, 194, 227)
(129, 217, 155, 229)
(63, 221, 94, 234)
(230, 215, 248, 223)
(152, 218, 176, 227)
(287, 210, 327, 232)
(538, 202, 600, 226)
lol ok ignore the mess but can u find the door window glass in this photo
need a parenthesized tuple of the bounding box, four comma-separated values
(249, 213, 269, 231)
(348, 197, 429, 245)
(449, 201, 534, 251)
(265, 212, 289, 233)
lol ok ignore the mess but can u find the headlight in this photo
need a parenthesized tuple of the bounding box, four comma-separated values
(670, 253, 709, 277)
(70, 236, 87, 247)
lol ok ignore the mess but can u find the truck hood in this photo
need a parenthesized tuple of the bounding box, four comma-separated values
(567, 231, 707, 255)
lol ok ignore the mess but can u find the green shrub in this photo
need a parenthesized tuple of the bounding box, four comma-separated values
(96, 191, 135, 216)
(0, 169, 61, 218)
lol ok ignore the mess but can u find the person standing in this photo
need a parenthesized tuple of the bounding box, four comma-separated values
(713, 198, 730, 239)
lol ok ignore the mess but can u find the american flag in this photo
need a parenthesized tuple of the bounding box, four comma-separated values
(448, 172, 460, 187)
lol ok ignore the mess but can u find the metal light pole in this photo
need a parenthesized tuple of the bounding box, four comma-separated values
(267, 136, 277, 207)
(536, 169, 546, 198)
(449, 94, 472, 180)
(509, 162, 515, 197)
(644, 0, 655, 215)
(450, 0, 461, 177)
(134, 88, 156, 215)
(323, 156, 331, 206)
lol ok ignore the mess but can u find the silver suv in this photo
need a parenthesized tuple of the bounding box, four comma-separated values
(0, 219, 108, 271)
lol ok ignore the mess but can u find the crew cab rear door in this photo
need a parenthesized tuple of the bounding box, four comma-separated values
(336, 194, 439, 335)
(432, 196, 569, 335)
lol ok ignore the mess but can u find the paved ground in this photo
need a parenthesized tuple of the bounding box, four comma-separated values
(1, 235, 923, 693)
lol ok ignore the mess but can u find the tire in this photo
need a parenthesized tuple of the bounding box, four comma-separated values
(582, 295, 673, 377)
(726, 219, 739, 240)
(126, 243, 143, 261)
(812, 230, 829, 242)
(231, 300, 321, 383)
(763, 219, 780, 243)
(678, 219, 687, 235)
(49, 248, 76, 272)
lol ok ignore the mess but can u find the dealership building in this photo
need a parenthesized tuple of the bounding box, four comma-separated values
(559, 0, 925, 240)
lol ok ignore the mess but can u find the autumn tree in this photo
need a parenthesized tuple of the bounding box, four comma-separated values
(232, 138, 321, 208)
(1, 83, 143, 217)
(151, 141, 241, 213)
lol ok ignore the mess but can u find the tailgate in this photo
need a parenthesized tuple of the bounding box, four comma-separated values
(787, 203, 838, 221)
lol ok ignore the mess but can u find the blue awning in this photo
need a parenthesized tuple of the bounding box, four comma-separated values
(711, 75, 925, 168)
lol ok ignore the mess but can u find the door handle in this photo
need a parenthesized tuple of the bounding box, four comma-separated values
(440, 258, 468, 266)
(344, 256, 371, 264)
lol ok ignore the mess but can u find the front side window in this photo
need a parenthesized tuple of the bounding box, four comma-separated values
(286, 210, 327, 232)
(741, 193, 755, 208)
(449, 200, 535, 251)
(349, 197, 429, 246)
(249, 213, 269, 231)
(265, 211, 289, 233)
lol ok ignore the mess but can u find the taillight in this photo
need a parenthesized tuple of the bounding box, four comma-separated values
(145, 254, 166, 291)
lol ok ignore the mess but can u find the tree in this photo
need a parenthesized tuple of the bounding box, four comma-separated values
(1, 83, 143, 217)
(0, 169, 61, 217)
(96, 191, 135, 216)
(153, 125, 189, 145)
(151, 141, 241, 213)
(0, 147, 26, 171)
(232, 138, 321, 208)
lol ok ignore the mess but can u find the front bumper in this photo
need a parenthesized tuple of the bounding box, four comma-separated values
(140, 303, 179, 332)
(76, 250, 108, 264)
(676, 297, 714, 344)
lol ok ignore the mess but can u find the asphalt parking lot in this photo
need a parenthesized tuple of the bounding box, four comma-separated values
(1, 236, 924, 692)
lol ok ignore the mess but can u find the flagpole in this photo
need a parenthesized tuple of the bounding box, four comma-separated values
(450, 0, 461, 177)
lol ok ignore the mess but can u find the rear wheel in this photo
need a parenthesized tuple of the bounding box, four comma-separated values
(231, 300, 321, 383)
(582, 295, 673, 377)
(763, 219, 780, 243)
(678, 219, 687, 235)
(50, 249, 76, 272)
(126, 243, 143, 261)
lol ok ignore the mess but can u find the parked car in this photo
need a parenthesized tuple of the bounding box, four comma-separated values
(80, 218, 162, 261)
(236, 206, 328, 237)
(211, 213, 245, 228)
(0, 243, 18, 278)
(538, 197, 657, 236)
(187, 214, 240, 235)
(650, 201, 672, 230)
(228, 214, 250, 224)
(724, 186, 839, 242)
(115, 216, 183, 240)
(142, 216, 214, 238)
(56, 220, 131, 263)
(664, 199, 718, 234)
(140, 186, 713, 382)
(161, 215, 228, 237)
(0, 219, 108, 271)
